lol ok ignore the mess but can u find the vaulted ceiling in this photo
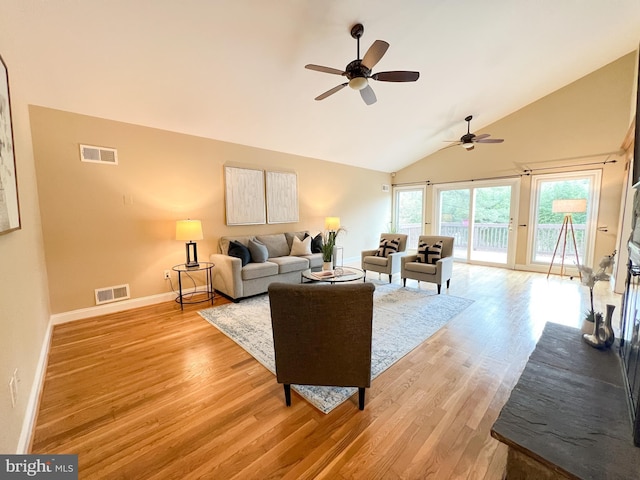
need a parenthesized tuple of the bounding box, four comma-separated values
(1, 1, 639, 172)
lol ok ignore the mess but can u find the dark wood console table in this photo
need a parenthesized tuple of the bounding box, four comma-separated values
(491, 322, 640, 479)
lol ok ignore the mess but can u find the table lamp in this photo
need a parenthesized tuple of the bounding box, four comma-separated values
(176, 219, 203, 267)
(547, 199, 587, 279)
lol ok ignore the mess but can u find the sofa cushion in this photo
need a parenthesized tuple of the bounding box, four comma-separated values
(374, 237, 401, 257)
(248, 238, 269, 263)
(290, 235, 312, 256)
(300, 253, 323, 269)
(256, 233, 290, 258)
(228, 241, 251, 266)
(268, 256, 309, 274)
(241, 261, 279, 280)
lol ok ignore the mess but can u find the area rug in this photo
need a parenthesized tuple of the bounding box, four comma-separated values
(198, 282, 473, 413)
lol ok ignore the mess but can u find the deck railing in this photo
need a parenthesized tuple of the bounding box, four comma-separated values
(397, 222, 585, 256)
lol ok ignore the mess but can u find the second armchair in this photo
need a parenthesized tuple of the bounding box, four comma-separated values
(361, 233, 408, 283)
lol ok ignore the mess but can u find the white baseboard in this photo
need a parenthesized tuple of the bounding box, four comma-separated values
(50, 291, 178, 325)
(16, 319, 53, 453)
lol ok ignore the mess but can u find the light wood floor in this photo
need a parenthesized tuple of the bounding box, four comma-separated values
(30, 264, 621, 479)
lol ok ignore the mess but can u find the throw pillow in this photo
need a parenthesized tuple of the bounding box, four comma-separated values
(417, 240, 443, 264)
(228, 240, 251, 267)
(374, 237, 401, 258)
(427, 241, 443, 264)
(416, 241, 430, 263)
(305, 232, 324, 254)
(290, 235, 312, 256)
(248, 238, 268, 263)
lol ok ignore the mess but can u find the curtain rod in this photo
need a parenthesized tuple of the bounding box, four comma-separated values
(392, 159, 618, 188)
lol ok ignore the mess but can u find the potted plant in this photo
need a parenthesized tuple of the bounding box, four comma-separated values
(321, 227, 346, 270)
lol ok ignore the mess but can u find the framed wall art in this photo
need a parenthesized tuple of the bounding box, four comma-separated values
(266, 170, 298, 224)
(0, 54, 21, 235)
(224, 166, 266, 225)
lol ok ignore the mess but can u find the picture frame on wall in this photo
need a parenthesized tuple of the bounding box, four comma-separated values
(266, 170, 299, 224)
(0, 53, 21, 235)
(224, 166, 266, 225)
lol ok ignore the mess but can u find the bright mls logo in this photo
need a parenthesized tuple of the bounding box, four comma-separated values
(1, 455, 78, 479)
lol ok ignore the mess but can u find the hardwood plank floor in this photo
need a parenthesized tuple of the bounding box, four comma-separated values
(29, 264, 621, 479)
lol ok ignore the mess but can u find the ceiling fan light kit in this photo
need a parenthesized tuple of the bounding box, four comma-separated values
(305, 23, 419, 105)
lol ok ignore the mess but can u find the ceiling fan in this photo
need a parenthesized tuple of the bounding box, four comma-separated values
(305, 23, 420, 105)
(445, 115, 505, 151)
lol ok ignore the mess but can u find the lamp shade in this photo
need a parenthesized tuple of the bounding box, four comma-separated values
(325, 217, 341, 231)
(552, 199, 587, 214)
(176, 219, 203, 241)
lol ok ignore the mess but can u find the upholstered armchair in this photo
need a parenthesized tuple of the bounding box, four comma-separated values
(268, 282, 375, 410)
(401, 235, 454, 294)
(361, 233, 408, 283)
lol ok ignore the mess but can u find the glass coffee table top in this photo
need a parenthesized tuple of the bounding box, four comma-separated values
(301, 267, 365, 283)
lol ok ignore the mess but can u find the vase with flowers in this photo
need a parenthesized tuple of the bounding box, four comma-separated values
(577, 250, 616, 337)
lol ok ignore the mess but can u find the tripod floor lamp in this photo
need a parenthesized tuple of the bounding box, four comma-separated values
(546, 199, 587, 279)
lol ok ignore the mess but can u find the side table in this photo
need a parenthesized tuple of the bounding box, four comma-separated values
(172, 262, 215, 310)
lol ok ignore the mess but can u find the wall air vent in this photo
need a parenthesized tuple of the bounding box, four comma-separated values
(80, 144, 118, 165)
(382, 184, 390, 192)
(94, 284, 130, 305)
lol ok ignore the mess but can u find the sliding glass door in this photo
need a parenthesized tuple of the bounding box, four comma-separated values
(434, 179, 519, 267)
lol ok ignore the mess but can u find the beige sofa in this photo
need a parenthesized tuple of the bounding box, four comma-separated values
(210, 231, 323, 301)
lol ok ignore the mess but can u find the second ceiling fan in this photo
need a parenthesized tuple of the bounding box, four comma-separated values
(445, 115, 505, 151)
(305, 23, 420, 105)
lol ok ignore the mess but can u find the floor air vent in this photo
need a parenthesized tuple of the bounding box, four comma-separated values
(80, 144, 118, 165)
(95, 284, 130, 305)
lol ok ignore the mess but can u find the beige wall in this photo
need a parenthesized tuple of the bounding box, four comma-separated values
(29, 106, 392, 314)
(0, 80, 51, 451)
(395, 52, 637, 268)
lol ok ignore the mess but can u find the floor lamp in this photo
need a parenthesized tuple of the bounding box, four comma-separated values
(546, 199, 587, 279)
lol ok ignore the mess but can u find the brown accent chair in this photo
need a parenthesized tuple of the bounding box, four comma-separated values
(361, 233, 408, 283)
(268, 282, 375, 410)
(401, 235, 454, 294)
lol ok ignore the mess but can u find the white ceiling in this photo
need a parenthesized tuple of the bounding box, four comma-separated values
(2, 0, 639, 172)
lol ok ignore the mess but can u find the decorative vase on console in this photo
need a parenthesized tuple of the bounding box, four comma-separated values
(583, 304, 615, 349)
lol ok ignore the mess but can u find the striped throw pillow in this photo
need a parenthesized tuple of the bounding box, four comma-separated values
(374, 237, 401, 258)
(417, 240, 443, 264)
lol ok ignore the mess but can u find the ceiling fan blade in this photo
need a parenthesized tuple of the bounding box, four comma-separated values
(314, 83, 348, 101)
(305, 64, 345, 76)
(372, 71, 420, 82)
(440, 142, 461, 150)
(360, 84, 377, 105)
(475, 138, 504, 144)
(473, 133, 490, 141)
(361, 40, 389, 70)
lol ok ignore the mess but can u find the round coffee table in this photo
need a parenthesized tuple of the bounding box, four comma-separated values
(301, 267, 365, 284)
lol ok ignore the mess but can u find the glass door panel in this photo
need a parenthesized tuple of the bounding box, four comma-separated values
(439, 189, 470, 259)
(529, 171, 600, 271)
(470, 186, 512, 264)
(394, 186, 425, 250)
